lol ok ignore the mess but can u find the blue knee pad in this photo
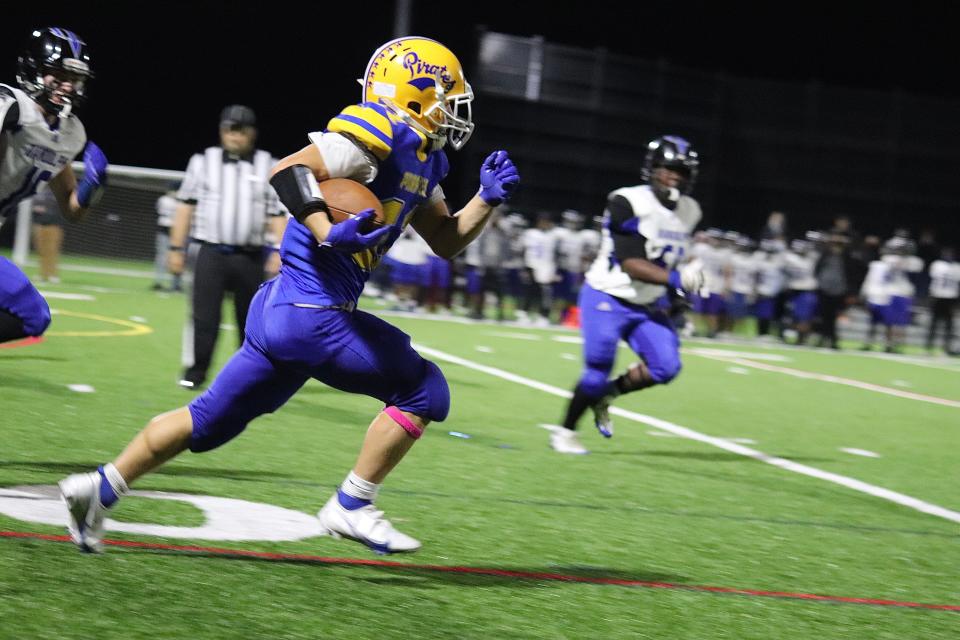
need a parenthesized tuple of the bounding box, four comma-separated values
(647, 358, 682, 384)
(578, 365, 610, 399)
(5, 281, 51, 337)
(394, 359, 450, 423)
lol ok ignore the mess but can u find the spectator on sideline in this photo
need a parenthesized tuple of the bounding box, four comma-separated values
(926, 246, 959, 355)
(814, 233, 856, 349)
(30, 187, 64, 283)
(153, 182, 182, 292)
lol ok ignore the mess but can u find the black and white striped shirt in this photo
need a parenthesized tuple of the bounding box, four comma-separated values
(176, 147, 284, 246)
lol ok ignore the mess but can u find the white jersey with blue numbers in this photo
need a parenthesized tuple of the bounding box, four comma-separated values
(586, 185, 702, 305)
(0, 84, 86, 222)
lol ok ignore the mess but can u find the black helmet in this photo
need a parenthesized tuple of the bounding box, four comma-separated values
(17, 27, 93, 116)
(641, 135, 700, 200)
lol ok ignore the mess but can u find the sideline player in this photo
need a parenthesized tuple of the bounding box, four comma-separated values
(0, 27, 107, 343)
(551, 136, 703, 454)
(60, 37, 518, 555)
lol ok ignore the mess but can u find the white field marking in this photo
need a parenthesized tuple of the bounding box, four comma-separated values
(129, 315, 147, 323)
(475, 346, 494, 353)
(841, 448, 881, 458)
(219, 323, 236, 331)
(485, 331, 543, 341)
(847, 350, 960, 374)
(24, 261, 155, 279)
(691, 353, 960, 409)
(647, 431, 680, 437)
(722, 437, 758, 444)
(551, 335, 583, 344)
(684, 347, 792, 362)
(727, 367, 750, 375)
(538, 423, 565, 433)
(67, 384, 95, 393)
(38, 291, 95, 301)
(414, 343, 960, 524)
(561, 353, 578, 361)
(684, 335, 960, 374)
(891, 380, 912, 388)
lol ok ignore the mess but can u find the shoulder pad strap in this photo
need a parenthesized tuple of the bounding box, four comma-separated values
(0, 86, 21, 132)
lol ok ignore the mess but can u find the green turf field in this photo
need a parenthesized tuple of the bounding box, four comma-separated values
(1, 257, 958, 639)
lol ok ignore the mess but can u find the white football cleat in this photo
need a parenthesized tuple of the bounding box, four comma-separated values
(59, 471, 108, 553)
(317, 494, 421, 555)
(593, 396, 614, 438)
(549, 427, 589, 455)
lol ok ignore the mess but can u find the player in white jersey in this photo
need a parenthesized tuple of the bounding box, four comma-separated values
(553, 210, 588, 319)
(691, 228, 730, 337)
(926, 247, 960, 355)
(859, 251, 894, 351)
(0, 28, 108, 344)
(880, 238, 923, 353)
(782, 239, 819, 344)
(552, 136, 704, 454)
(520, 211, 560, 324)
(153, 185, 183, 292)
(726, 236, 757, 334)
(383, 225, 430, 311)
(752, 239, 786, 338)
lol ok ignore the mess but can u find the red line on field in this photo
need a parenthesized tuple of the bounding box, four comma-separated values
(3, 530, 958, 612)
(0, 336, 44, 349)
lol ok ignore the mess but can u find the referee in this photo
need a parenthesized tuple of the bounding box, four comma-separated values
(168, 105, 288, 389)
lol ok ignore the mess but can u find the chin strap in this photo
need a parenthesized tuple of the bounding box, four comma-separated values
(57, 97, 73, 120)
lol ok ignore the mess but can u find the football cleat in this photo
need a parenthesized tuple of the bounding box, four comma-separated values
(548, 427, 589, 455)
(592, 396, 614, 438)
(317, 494, 421, 555)
(59, 471, 108, 553)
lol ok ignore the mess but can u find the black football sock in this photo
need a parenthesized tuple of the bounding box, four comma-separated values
(0, 310, 27, 344)
(561, 384, 595, 431)
(609, 363, 654, 398)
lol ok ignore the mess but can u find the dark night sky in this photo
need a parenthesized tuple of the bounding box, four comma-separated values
(2, 1, 955, 171)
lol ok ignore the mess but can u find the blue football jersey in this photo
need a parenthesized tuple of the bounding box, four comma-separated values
(279, 102, 449, 305)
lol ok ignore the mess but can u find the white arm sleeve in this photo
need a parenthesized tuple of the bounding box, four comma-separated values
(308, 131, 378, 184)
(426, 184, 445, 205)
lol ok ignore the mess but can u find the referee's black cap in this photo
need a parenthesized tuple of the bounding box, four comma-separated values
(220, 104, 256, 129)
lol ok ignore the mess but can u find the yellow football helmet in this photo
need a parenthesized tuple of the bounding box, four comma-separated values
(362, 36, 474, 150)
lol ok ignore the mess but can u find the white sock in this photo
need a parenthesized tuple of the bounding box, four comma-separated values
(340, 471, 379, 502)
(101, 463, 130, 496)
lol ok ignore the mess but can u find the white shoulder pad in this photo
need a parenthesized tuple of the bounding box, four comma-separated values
(609, 185, 657, 219)
(308, 131, 378, 184)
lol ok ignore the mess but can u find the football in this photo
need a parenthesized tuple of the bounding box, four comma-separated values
(320, 178, 385, 232)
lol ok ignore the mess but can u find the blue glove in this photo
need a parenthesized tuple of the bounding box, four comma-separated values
(478, 150, 520, 206)
(321, 209, 393, 253)
(76, 141, 108, 208)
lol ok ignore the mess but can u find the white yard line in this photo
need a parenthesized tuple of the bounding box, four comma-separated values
(38, 291, 95, 301)
(684, 347, 792, 362)
(690, 353, 960, 409)
(25, 261, 155, 279)
(484, 331, 544, 341)
(414, 343, 960, 524)
(841, 448, 881, 458)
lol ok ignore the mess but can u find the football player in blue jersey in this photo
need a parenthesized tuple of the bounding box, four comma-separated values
(550, 137, 704, 454)
(0, 28, 108, 344)
(60, 37, 519, 554)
